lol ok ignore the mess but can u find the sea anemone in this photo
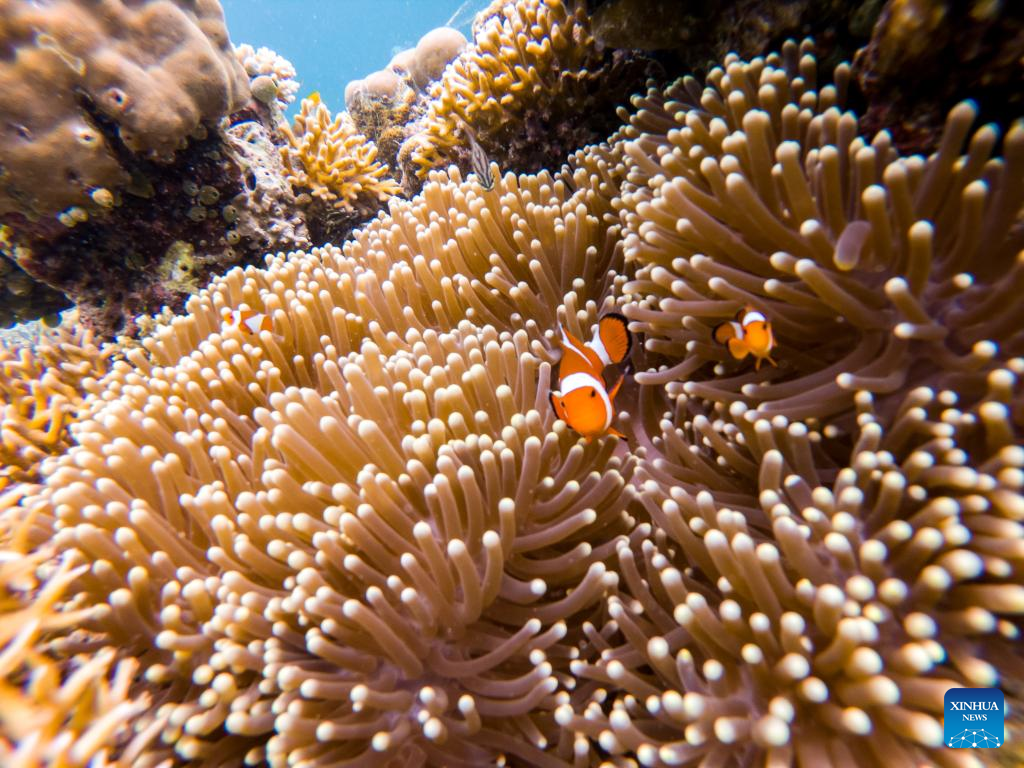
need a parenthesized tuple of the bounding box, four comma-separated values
(0, 315, 112, 490)
(1, 31, 1022, 768)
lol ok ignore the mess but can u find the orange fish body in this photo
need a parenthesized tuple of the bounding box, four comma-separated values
(549, 313, 632, 442)
(713, 307, 777, 370)
(223, 308, 274, 336)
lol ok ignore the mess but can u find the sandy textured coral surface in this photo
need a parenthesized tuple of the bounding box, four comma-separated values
(0, 0, 249, 223)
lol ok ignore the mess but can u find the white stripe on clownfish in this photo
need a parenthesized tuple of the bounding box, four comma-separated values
(741, 310, 766, 327)
(559, 323, 591, 365)
(589, 323, 612, 367)
(221, 308, 281, 340)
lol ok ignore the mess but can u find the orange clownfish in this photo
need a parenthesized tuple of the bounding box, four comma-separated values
(222, 308, 275, 337)
(549, 313, 633, 442)
(713, 306, 777, 370)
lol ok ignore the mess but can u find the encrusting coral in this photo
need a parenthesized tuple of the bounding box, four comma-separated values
(1, 30, 1022, 768)
(0, 315, 112, 490)
(0, 1, 320, 337)
(281, 96, 402, 244)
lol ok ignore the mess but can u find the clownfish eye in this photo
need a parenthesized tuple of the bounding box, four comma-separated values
(589, 390, 596, 398)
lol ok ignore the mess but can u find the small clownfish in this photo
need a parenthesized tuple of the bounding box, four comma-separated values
(713, 306, 777, 370)
(222, 308, 275, 337)
(549, 313, 633, 442)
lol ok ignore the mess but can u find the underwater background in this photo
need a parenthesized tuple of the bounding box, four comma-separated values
(221, 0, 488, 113)
(0, 0, 1022, 766)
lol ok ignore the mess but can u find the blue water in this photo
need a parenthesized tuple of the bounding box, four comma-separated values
(221, 0, 489, 112)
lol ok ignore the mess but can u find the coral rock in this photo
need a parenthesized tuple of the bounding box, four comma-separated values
(0, 0, 249, 223)
(410, 26, 469, 89)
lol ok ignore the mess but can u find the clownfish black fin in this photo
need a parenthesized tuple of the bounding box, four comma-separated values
(597, 313, 632, 365)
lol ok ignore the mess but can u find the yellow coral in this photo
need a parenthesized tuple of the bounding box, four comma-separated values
(408, 0, 604, 177)
(280, 96, 400, 212)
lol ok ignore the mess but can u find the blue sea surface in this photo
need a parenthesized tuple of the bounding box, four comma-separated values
(221, 0, 490, 112)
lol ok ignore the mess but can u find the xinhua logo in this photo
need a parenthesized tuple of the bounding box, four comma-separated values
(944, 688, 1004, 748)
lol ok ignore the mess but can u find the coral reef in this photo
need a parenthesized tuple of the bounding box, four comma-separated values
(281, 96, 402, 244)
(1, 29, 1022, 768)
(346, 25, 470, 184)
(0, 313, 112, 490)
(345, 70, 419, 175)
(399, 0, 655, 191)
(223, 119, 311, 254)
(8, 127, 297, 338)
(854, 0, 1024, 153)
(0, 0, 306, 336)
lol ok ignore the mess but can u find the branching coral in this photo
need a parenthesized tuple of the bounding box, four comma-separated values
(281, 96, 401, 242)
(401, 0, 653, 187)
(0, 316, 112, 490)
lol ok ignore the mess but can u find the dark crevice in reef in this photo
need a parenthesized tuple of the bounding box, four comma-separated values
(4, 94, 267, 338)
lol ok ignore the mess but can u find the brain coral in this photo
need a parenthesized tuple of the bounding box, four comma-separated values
(1, 36, 1022, 768)
(0, 0, 250, 224)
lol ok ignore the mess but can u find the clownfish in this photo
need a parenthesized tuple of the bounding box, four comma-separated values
(222, 308, 275, 337)
(549, 313, 633, 442)
(713, 306, 777, 370)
